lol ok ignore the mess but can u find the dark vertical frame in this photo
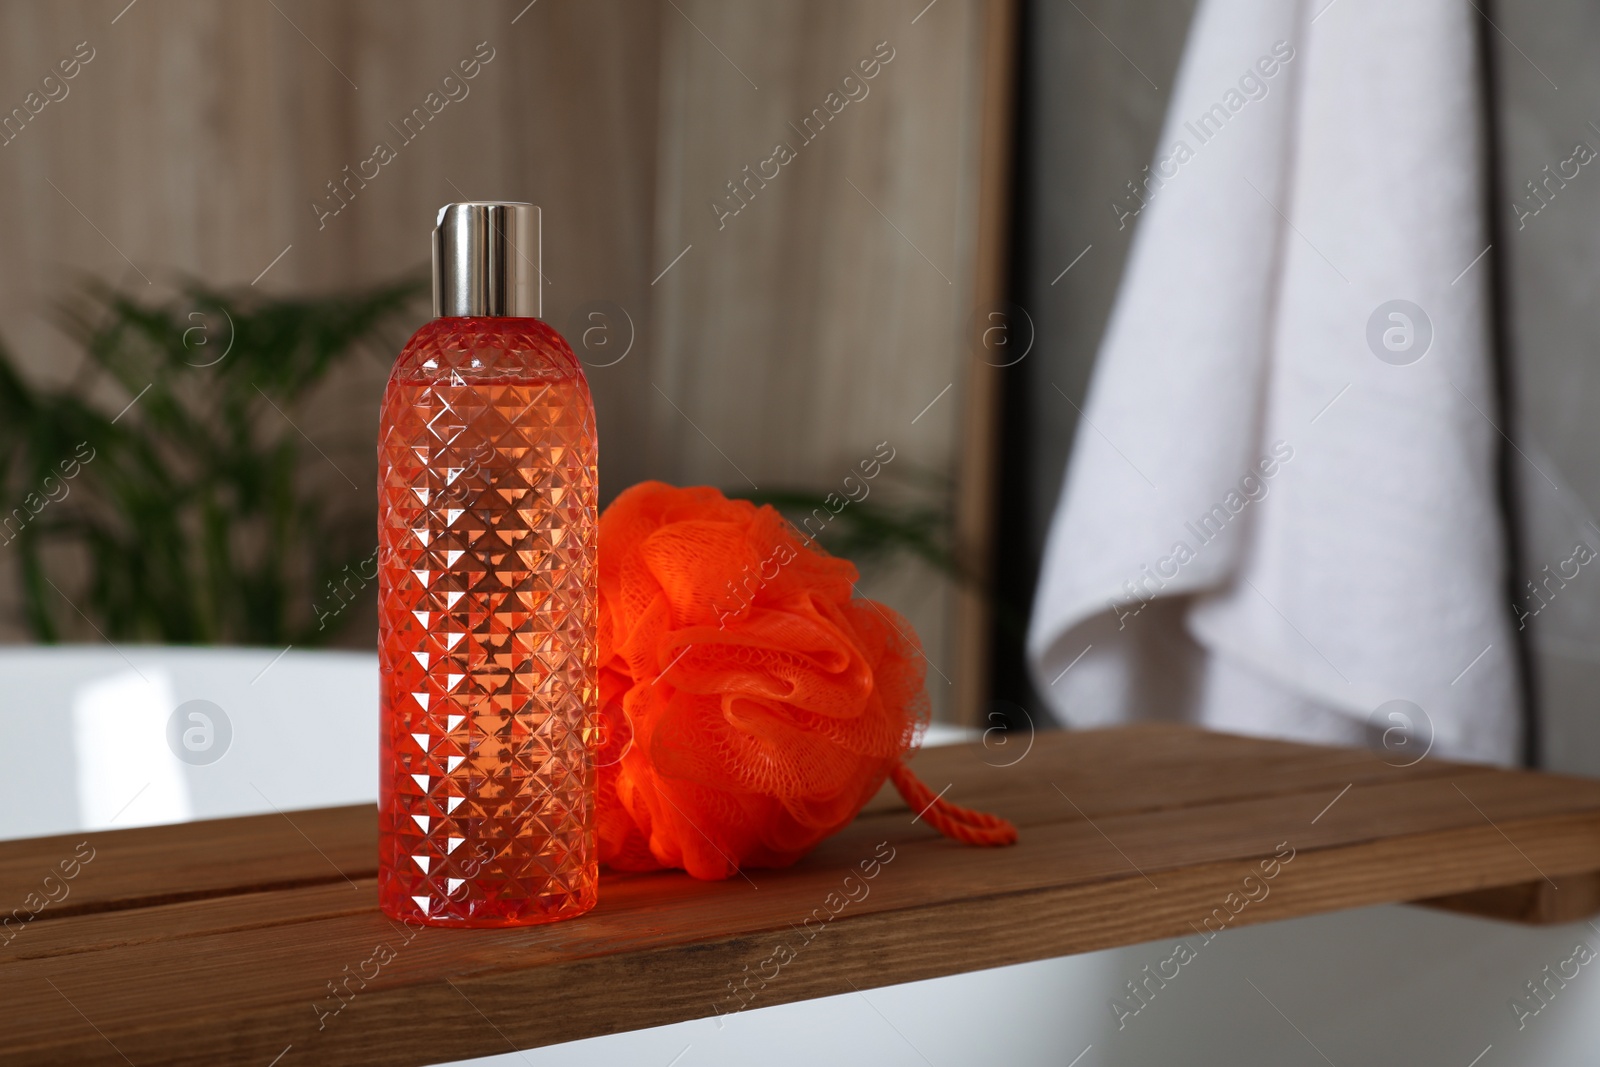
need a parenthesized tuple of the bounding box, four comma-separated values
(1477, 0, 1541, 768)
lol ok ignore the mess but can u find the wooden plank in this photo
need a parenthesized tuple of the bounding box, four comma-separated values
(0, 880, 376, 962)
(6, 765, 1575, 954)
(1418, 872, 1600, 925)
(16, 767, 1600, 952)
(0, 725, 1499, 916)
(4, 727, 1599, 1065)
(889, 723, 1500, 819)
(0, 805, 375, 920)
(0, 726, 1516, 919)
(9, 807, 1600, 1065)
(951, 0, 1020, 727)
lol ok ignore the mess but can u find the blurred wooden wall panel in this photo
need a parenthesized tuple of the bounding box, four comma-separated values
(647, 0, 999, 720)
(0, 0, 1010, 725)
(954, 0, 1018, 730)
(0, 0, 661, 463)
(0, 0, 664, 639)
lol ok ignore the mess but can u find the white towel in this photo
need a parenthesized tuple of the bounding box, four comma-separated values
(1026, 0, 1520, 764)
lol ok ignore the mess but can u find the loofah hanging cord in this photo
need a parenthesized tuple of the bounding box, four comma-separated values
(888, 761, 1018, 847)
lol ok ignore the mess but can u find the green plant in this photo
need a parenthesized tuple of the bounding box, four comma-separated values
(735, 468, 1030, 660)
(0, 275, 425, 645)
(738, 485, 965, 583)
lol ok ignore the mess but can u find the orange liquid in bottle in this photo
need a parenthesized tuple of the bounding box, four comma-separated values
(377, 316, 598, 927)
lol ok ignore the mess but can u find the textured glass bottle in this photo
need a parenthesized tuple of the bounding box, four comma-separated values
(377, 204, 598, 927)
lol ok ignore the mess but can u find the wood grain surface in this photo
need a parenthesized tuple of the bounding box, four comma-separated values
(3, 725, 1599, 1065)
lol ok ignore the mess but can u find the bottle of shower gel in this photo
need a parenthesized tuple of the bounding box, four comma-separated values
(377, 202, 598, 927)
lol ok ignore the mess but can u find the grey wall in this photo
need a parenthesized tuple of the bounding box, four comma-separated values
(995, 0, 1195, 721)
(1492, 0, 1600, 776)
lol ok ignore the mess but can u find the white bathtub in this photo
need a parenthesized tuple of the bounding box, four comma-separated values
(1, 647, 1595, 1066)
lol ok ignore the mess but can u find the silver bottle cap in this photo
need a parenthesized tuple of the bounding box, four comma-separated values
(432, 202, 541, 318)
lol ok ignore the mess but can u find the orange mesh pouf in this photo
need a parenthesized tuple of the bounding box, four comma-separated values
(594, 481, 1016, 881)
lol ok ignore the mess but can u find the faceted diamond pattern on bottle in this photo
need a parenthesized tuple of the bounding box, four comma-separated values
(377, 318, 598, 927)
